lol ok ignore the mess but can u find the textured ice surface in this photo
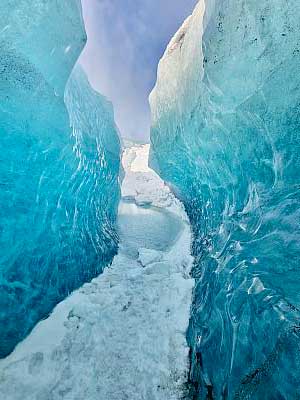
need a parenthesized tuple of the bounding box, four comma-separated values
(150, 1, 300, 398)
(0, 145, 194, 400)
(0, 1, 121, 357)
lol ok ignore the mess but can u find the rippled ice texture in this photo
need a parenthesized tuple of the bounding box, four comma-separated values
(0, 1, 121, 357)
(150, 1, 300, 398)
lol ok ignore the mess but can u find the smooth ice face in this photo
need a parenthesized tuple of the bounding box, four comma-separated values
(1, 0, 86, 94)
(150, 1, 300, 398)
(0, 2, 121, 357)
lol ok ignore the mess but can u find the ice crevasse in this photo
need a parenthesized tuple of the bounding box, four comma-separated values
(150, 0, 300, 398)
(0, 0, 121, 357)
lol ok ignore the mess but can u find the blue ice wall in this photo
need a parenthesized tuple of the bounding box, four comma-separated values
(150, 1, 300, 398)
(0, 1, 121, 357)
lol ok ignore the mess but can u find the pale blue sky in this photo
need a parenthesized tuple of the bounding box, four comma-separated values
(80, 0, 198, 141)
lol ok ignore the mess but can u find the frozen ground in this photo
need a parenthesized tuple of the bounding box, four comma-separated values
(0, 144, 194, 400)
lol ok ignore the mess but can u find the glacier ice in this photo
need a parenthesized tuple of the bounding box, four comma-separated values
(0, 1, 121, 357)
(150, 0, 300, 398)
(0, 145, 195, 400)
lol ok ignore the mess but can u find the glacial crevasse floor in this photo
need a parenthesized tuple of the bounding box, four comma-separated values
(0, 145, 194, 400)
(0, 1, 121, 357)
(150, 1, 300, 398)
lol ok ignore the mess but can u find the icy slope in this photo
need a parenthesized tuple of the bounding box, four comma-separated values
(150, 1, 300, 398)
(0, 145, 194, 400)
(0, 2, 121, 357)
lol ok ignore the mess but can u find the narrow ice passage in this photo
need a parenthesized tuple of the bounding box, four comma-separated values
(0, 144, 194, 400)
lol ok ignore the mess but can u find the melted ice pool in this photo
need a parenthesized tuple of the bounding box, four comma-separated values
(117, 201, 183, 256)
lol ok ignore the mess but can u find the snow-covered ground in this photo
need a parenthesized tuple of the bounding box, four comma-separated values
(0, 144, 194, 400)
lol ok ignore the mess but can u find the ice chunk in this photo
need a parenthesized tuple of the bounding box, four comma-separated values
(138, 248, 163, 267)
(144, 262, 172, 276)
